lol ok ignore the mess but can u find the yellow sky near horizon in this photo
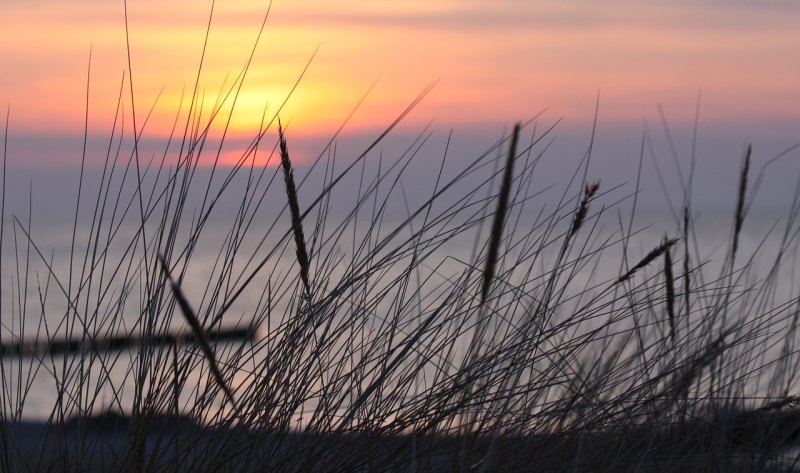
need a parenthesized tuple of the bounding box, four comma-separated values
(1, 0, 798, 166)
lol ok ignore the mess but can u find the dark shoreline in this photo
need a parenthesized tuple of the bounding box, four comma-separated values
(4, 407, 800, 472)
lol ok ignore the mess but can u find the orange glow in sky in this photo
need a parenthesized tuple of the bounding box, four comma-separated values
(1, 0, 798, 166)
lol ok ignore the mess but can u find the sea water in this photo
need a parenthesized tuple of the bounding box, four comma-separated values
(2, 206, 798, 422)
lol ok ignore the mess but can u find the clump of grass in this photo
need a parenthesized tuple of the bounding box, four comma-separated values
(2, 7, 800, 473)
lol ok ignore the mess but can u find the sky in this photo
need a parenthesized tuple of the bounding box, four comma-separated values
(0, 0, 799, 211)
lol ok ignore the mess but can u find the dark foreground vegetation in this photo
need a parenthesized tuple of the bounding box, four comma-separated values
(6, 404, 800, 472)
(1, 114, 799, 471)
(3, 6, 800, 472)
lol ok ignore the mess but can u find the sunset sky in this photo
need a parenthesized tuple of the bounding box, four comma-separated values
(1, 0, 798, 180)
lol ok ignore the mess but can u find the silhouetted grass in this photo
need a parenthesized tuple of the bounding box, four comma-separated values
(2, 7, 800, 473)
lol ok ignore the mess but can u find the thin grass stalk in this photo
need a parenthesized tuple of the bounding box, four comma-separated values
(480, 123, 520, 306)
(759, 396, 800, 412)
(682, 205, 690, 325)
(618, 237, 679, 283)
(278, 119, 311, 299)
(157, 254, 240, 415)
(663, 237, 676, 343)
(0, 106, 9, 473)
(569, 181, 600, 239)
(731, 144, 751, 265)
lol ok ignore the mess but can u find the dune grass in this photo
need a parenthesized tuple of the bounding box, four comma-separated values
(2, 6, 800, 473)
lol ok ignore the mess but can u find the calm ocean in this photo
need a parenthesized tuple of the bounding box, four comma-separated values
(2, 207, 798, 420)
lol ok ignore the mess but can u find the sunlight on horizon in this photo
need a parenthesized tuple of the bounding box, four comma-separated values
(1, 0, 798, 166)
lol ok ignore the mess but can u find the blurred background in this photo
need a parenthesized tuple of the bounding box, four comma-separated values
(1, 0, 799, 218)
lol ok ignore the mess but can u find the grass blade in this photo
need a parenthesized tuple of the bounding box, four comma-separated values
(618, 237, 679, 283)
(278, 119, 311, 299)
(663, 236, 676, 343)
(157, 254, 240, 415)
(731, 144, 751, 263)
(480, 123, 520, 306)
